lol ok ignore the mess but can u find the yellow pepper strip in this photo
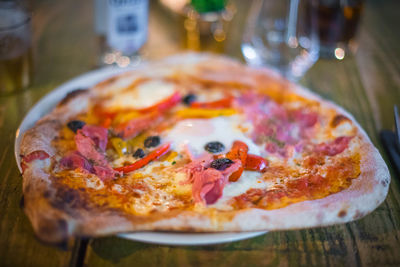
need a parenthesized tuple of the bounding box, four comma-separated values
(165, 151, 178, 162)
(127, 133, 147, 148)
(62, 126, 76, 139)
(176, 108, 237, 118)
(110, 137, 128, 157)
(113, 111, 140, 126)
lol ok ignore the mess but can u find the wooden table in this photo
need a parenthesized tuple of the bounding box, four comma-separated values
(1, 0, 399, 266)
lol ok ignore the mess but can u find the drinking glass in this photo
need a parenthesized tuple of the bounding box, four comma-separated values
(0, 2, 33, 95)
(242, 0, 319, 81)
(311, 0, 364, 59)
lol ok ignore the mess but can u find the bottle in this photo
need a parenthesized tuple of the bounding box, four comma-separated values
(184, 0, 235, 53)
(94, 0, 149, 67)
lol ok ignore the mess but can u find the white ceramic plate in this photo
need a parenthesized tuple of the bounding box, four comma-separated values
(14, 66, 268, 246)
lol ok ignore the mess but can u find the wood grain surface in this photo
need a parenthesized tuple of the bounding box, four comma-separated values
(0, 0, 399, 266)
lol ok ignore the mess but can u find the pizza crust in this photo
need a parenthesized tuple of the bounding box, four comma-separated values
(19, 53, 390, 244)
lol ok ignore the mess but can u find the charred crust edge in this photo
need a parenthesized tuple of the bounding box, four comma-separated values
(330, 114, 350, 128)
(50, 187, 87, 216)
(58, 89, 88, 106)
(35, 218, 71, 249)
(338, 210, 347, 218)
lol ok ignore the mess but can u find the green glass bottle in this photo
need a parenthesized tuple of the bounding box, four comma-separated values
(190, 0, 227, 13)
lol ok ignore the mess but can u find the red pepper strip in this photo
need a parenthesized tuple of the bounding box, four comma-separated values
(114, 143, 171, 173)
(137, 91, 182, 113)
(21, 150, 50, 173)
(245, 154, 269, 172)
(95, 92, 181, 128)
(92, 105, 118, 128)
(114, 112, 159, 140)
(101, 117, 112, 128)
(226, 141, 248, 182)
(93, 105, 118, 120)
(190, 95, 233, 109)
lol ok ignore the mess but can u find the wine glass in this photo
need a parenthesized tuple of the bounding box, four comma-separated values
(241, 0, 319, 81)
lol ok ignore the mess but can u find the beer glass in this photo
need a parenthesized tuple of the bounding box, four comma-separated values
(0, 3, 33, 95)
(308, 0, 364, 59)
(242, 0, 320, 81)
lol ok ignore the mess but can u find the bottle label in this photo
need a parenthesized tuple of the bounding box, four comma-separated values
(107, 0, 148, 54)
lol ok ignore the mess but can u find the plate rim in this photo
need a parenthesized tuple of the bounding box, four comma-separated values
(14, 66, 268, 246)
(119, 231, 268, 246)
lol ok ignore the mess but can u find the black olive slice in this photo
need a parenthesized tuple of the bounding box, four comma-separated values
(67, 120, 86, 133)
(204, 141, 225, 153)
(210, 158, 234, 171)
(144, 136, 161, 148)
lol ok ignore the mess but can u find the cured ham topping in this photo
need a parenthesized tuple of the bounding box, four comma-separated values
(22, 150, 50, 163)
(291, 109, 318, 128)
(80, 125, 108, 151)
(183, 153, 214, 182)
(315, 136, 353, 156)
(60, 151, 93, 173)
(61, 124, 117, 181)
(236, 92, 320, 157)
(75, 131, 108, 165)
(113, 113, 158, 139)
(190, 95, 233, 109)
(182, 153, 243, 204)
(21, 150, 50, 172)
(192, 160, 241, 205)
(93, 165, 117, 180)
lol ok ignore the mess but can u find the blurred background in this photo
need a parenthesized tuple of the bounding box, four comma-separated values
(0, 0, 398, 129)
(1, 1, 400, 266)
(0, 0, 392, 84)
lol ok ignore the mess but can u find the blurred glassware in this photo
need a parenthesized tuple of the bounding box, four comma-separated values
(184, 1, 236, 53)
(159, 0, 236, 53)
(0, 2, 33, 95)
(94, 0, 149, 67)
(308, 0, 364, 60)
(242, 0, 319, 81)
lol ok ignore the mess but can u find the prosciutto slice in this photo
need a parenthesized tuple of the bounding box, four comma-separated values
(113, 113, 158, 139)
(75, 132, 108, 166)
(80, 125, 108, 151)
(190, 159, 241, 205)
(236, 92, 319, 157)
(61, 124, 117, 181)
(60, 151, 93, 173)
(315, 136, 353, 156)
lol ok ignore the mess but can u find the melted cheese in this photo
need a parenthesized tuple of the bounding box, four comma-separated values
(211, 171, 275, 210)
(139, 161, 191, 196)
(167, 172, 192, 196)
(104, 80, 176, 110)
(165, 116, 261, 157)
(331, 121, 355, 137)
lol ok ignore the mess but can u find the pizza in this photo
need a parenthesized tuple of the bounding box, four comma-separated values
(19, 53, 390, 244)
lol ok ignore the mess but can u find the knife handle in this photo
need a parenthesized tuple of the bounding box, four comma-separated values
(380, 130, 400, 175)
